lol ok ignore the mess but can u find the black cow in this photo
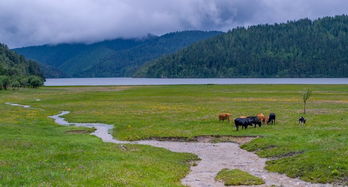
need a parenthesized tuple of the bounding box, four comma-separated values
(234, 118, 252, 131)
(234, 116, 262, 131)
(247, 116, 262, 128)
(267, 113, 276, 125)
(299, 116, 306, 125)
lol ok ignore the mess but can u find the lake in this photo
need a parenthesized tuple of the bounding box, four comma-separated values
(44, 78, 348, 86)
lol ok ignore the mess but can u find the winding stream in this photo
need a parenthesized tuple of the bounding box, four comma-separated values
(7, 103, 330, 187)
(49, 111, 330, 187)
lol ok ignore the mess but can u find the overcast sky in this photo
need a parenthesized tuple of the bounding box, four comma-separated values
(1, 0, 348, 48)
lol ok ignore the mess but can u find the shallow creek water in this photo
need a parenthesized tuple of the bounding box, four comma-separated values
(49, 111, 330, 187)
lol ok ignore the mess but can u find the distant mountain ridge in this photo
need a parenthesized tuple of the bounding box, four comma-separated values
(136, 15, 348, 78)
(14, 31, 222, 78)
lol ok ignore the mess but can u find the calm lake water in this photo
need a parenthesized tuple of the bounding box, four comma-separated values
(44, 78, 348, 86)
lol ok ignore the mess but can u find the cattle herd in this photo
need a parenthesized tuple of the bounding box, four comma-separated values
(218, 113, 276, 131)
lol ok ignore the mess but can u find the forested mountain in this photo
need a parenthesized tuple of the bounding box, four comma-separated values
(38, 63, 66, 78)
(76, 31, 222, 77)
(0, 44, 44, 89)
(15, 31, 222, 77)
(14, 38, 145, 77)
(136, 15, 348, 78)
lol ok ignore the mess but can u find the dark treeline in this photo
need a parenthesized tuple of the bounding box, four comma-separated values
(0, 44, 44, 90)
(135, 15, 348, 78)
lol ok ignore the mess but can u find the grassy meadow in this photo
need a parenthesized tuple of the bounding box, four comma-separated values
(0, 84, 347, 185)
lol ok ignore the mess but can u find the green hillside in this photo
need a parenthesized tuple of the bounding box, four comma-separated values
(14, 39, 144, 77)
(0, 44, 44, 89)
(15, 31, 222, 78)
(135, 15, 348, 78)
(76, 31, 223, 77)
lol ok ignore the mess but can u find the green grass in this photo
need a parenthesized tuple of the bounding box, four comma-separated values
(215, 168, 265, 185)
(0, 90, 198, 186)
(0, 84, 348, 185)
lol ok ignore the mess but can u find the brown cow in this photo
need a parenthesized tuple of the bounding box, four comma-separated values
(219, 113, 231, 122)
(264, 116, 269, 124)
(257, 113, 266, 124)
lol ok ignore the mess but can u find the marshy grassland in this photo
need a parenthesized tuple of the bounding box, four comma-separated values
(0, 85, 347, 185)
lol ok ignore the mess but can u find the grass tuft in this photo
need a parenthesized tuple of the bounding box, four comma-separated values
(215, 168, 265, 186)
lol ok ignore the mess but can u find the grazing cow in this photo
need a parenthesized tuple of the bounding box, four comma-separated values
(247, 116, 262, 128)
(299, 116, 306, 125)
(218, 113, 231, 122)
(234, 116, 262, 131)
(264, 116, 269, 124)
(234, 118, 252, 131)
(257, 113, 266, 124)
(267, 113, 276, 125)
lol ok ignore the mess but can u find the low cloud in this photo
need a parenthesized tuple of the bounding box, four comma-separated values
(1, 0, 347, 48)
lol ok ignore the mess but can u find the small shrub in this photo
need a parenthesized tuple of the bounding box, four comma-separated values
(0, 75, 10, 90)
(303, 89, 312, 114)
(19, 77, 32, 87)
(28, 76, 44, 88)
(10, 79, 21, 90)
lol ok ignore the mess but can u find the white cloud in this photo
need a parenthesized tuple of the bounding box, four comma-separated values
(0, 0, 347, 48)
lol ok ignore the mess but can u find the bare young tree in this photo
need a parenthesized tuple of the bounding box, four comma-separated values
(303, 89, 312, 114)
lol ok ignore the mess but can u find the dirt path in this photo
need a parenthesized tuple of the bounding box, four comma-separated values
(50, 111, 331, 187)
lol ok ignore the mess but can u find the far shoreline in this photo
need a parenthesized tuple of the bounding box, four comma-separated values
(44, 77, 348, 86)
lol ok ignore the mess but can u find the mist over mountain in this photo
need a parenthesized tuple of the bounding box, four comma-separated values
(15, 31, 222, 77)
(2, 0, 348, 48)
